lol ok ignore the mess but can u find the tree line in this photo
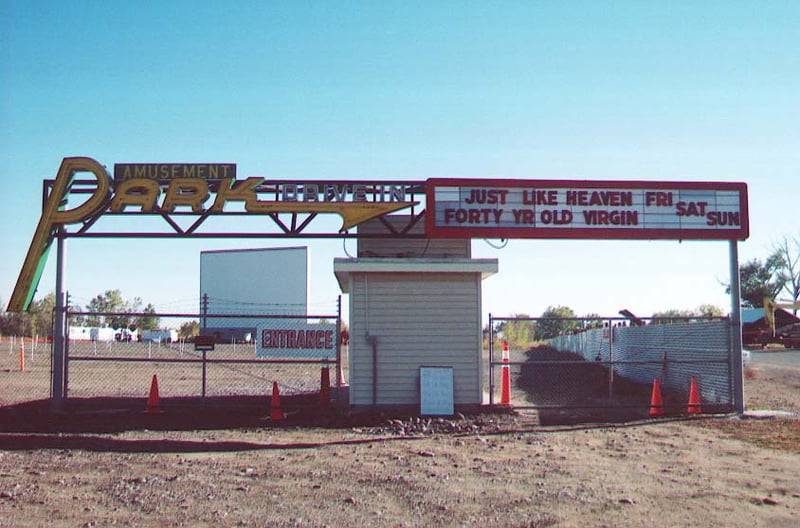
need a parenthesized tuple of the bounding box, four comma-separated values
(0, 289, 161, 338)
(490, 303, 727, 350)
(493, 235, 799, 349)
(730, 235, 799, 311)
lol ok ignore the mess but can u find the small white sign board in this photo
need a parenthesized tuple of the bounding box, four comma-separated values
(420, 366, 454, 416)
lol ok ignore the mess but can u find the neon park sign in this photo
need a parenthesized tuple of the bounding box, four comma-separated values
(426, 178, 748, 241)
(8, 157, 416, 312)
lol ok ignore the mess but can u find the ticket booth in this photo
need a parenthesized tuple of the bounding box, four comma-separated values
(333, 219, 497, 409)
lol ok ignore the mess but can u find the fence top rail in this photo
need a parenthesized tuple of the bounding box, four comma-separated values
(490, 315, 730, 323)
(67, 311, 339, 320)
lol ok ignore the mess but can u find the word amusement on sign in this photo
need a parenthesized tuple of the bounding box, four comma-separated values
(427, 179, 748, 240)
(114, 163, 237, 182)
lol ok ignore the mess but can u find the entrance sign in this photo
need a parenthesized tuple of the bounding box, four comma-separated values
(426, 178, 748, 241)
(256, 321, 336, 358)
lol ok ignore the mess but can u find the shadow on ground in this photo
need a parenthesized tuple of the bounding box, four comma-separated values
(516, 345, 728, 426)
(0, 392, 350, 435)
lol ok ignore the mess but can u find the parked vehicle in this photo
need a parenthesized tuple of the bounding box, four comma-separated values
(777, 323, 800, 349)
(114, 329, 135, 342)
(742, 327, 771, 348)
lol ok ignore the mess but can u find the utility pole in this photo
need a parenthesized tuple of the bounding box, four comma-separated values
(201, 293, 208, 331)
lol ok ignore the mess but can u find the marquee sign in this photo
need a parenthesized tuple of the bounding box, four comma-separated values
(426, 178, 749, 241)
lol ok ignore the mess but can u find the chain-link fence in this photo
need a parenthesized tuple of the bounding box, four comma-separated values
(65, 305, 343, 400)
(488, 315, 735, 421)
(0, 336, 53, 405)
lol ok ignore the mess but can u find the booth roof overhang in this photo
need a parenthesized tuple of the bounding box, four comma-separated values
(333, 258, 499, 293)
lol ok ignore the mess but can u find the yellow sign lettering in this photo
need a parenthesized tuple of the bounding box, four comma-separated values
(8, 157, 111, 312)
(110, 179, 161, 212)
(161, 179, 210, 213)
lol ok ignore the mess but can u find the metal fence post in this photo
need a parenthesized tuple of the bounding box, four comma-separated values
(488, 313, 494, 406)
(201, 292, 208, 398)
(63, 308, 70, 398)
(202, 350, 207, 398)
(336, 295, 342, 387)
(729, 240, 745, 414)
(51, 230, 66, 409)
(608, 317, 614, 400)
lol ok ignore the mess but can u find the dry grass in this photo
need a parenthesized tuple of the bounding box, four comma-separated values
(696, 417, 800, 452)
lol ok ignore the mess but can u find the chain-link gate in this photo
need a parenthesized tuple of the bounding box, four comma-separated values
(488, 315, 736, 422)
(64, 301, 343, 400)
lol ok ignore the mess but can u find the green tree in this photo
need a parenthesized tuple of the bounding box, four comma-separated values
(728, 256, 786, 308)
(0, 298, 32, 337)
(29, 292, 56, 337)
(502, 314, 537, 349)
(86, 290, 124, 327)
(536, 306, 579, 339)
(178, 320, 200, 339)
(134, 303, 160, 331)
(582, 313, 604, 329)
(773, 235, 800, 314)
(697, 304, 725, 317)
(85, 290, 159, 329)
(651, 309, 695, 325)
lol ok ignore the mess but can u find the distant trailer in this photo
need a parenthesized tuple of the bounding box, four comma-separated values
(68, 327, 93, 341)
(68, 327, 115, 342)
(142, 329, 178, 343)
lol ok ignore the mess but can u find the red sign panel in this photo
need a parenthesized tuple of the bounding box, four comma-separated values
(425, 179, 748, 240)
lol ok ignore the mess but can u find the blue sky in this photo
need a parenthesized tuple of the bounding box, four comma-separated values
(1, 1, 798, 322)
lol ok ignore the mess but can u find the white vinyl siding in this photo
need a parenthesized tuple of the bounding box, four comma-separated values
(357, 237, 470, 259)
(357, 216, 470, 259)
(347, 272, 482, 406)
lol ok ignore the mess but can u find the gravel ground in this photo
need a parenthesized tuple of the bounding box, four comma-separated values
(0, 357, 798, 527)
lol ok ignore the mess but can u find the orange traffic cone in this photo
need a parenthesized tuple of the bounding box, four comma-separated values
(687, 377, 702, 414)
(145, 374, 161, 414)
(320, 366, 331, 405)
(649, 378, 664, 417)
(337, 363, 346, 386)
(500, 340, 511, 405)
(270, 381, 284, 420)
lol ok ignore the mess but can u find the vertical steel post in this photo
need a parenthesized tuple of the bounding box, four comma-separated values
(201, 292, 208, 398)
(202, 350, 207, 398)
(336, 295, 342, 387)
(608, 318, 614, 400)
(488, 314, 494, 406)
(51, 229, 66, 409)
(729, 240, 745, 414)
(63, 293, 70, 398)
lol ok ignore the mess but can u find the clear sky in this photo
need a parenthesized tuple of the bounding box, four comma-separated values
(1, 1, 798, 324)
